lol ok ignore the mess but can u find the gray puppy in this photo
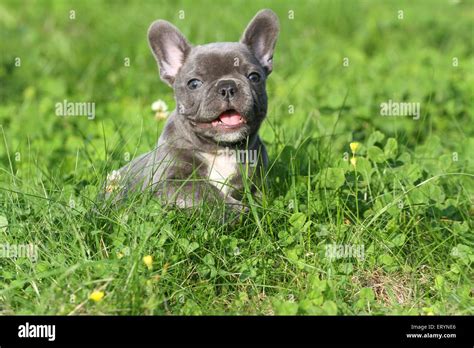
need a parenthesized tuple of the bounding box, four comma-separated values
(107, 9, 279, 212)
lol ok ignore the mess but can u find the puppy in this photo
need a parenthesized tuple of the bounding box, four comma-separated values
(107, 9, 279, 213)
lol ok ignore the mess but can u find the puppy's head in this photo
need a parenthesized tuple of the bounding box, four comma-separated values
(148, 9, 279, 144)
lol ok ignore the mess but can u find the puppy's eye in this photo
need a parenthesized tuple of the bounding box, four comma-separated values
(187, 79, 203, 90)
(248, 72, 261, 83)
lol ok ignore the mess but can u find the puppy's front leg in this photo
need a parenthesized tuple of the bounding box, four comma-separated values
(158, 180, 246, 213)
(158, 181, 247, 223)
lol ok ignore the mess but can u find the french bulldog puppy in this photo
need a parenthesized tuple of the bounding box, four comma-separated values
(107, 9, 279, 213)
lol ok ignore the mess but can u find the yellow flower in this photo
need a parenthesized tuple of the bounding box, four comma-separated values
(89, 290, 105, 302)
(350, 157, 357, 167)
(350, 142, 361, 155)
(162, 262, 170, 276)
(143, 255, 153, 270)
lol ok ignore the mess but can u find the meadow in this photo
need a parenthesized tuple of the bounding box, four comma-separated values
(0, 0, 473, 315)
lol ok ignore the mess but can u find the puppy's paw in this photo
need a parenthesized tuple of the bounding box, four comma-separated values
(221, 200, 249, 225)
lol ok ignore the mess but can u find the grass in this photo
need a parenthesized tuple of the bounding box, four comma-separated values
(0, 0, 473, 315)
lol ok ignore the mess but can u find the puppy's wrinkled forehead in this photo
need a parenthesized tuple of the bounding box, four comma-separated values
(181, 43, 262, 78)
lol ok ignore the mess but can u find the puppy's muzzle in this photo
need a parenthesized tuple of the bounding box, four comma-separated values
(217, 80, 238, 101)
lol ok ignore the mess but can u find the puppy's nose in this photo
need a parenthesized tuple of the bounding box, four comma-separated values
(216, 80, 238, 100)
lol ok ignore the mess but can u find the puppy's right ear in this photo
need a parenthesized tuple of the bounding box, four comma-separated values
(148, 20, 191, 86)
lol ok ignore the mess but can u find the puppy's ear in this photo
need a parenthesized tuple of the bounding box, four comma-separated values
(240, 9, 280, 75)
(148, 20, 191, 86)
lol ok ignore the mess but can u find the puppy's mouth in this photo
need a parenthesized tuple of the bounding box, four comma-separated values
(196, 109, 247, 130)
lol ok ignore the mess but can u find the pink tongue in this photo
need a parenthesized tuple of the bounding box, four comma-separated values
(219, 113, 242, 125)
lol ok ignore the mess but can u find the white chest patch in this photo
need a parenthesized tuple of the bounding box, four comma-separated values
(200, 151, 238, 196)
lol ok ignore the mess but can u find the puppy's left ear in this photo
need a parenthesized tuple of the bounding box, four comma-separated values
(240, 9, 280, 75)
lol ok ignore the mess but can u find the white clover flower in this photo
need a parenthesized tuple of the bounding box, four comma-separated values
(107, 170, 121, 182)
(151, 99, 169, 120)
(106, 170, 122, 192)
(151, 99, 168, 112)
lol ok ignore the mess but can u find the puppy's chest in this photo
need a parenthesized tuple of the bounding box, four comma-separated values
(200, 151, 240, 196)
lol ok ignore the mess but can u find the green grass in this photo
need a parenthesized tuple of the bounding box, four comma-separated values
(0, 0, 473, 315)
